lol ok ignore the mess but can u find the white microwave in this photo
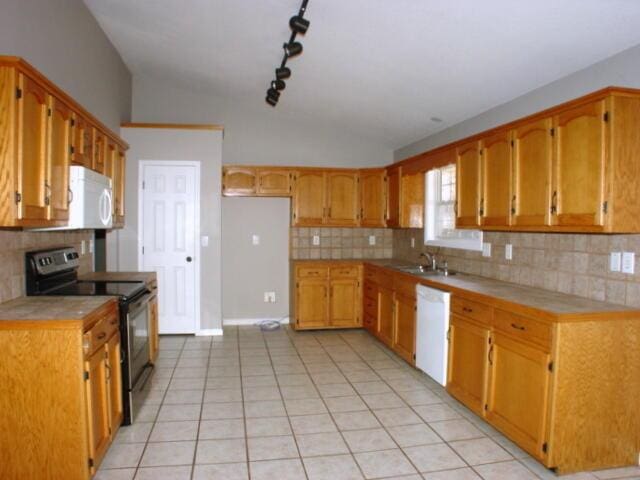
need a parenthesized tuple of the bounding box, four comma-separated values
(37, 166, 113, 230)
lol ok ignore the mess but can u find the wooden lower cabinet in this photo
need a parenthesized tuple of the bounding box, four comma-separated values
(446, 314, 490, 415)
(393, 292, 416, 364)
(292, 262, 362, 330)
(486, 332, 551, 461)
(148, 294, 159, 363)
(0, 299, 122, 480)
(377, 285, 395, 345)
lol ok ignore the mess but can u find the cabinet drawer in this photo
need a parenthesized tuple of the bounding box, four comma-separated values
(451, 296, 492, 325)
(364, 267, 377, 281)
(297, 266, 328, 279)
(363, 281, 377, 300)
(394, 276, 417, 298)
(363, 295, 378, 317)
(84, 312, 119, 356)
(330, 265, 359, 278)
(493, 309, 552, 350)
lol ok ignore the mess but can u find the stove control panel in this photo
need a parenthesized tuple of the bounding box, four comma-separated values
(27, 247, 81, 276)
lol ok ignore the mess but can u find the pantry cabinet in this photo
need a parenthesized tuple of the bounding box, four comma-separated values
(359, 169, 387, 227)
(455, 140, 481, 227)
(0, 57, 128, 228)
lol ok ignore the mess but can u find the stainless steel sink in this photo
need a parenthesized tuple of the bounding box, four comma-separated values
(393, 265, 457, 277)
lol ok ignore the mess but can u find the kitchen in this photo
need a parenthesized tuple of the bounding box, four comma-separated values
(1, 1, 640, 479)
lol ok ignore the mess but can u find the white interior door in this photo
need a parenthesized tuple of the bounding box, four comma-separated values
(141, 163, 198, 334)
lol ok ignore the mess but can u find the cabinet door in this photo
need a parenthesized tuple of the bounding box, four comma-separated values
(73, 115, 94, 168)
(85, 348, 110, 472)
(456, 141, 481, 227)
(293, 170, 325, 226)
(94, 129, 107, 175)
(106, 333, 123, 435)
(377, 286, 394, 346)
(386, 167, 401, 227)
(48, 96, 72, 222)
(512, 118, 553, 226)
(329, 277, 360, 327)
(553, 100, 606, 228)
(222, 166, 257, 195)
(114, 149, 126, 225)
(400, 173, 424, 228)
(360, 170, 386, 227)
(481, 131, 512, 226)
(296, 278, 328, 328)
(325, 171, 359, 226)
(486, 333, 551, 460)
(257, 169, 292, 196)
(446, 314, 490, 415)
(393, 292, 416, 364)
(148, 296, 159, 363)
(16, 74, 49, 222)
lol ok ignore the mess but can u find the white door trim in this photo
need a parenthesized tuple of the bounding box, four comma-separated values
(138, 160, 202, 334)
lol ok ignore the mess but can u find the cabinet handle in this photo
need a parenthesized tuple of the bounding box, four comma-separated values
(479, 198, 484, 217)
(462, 307, 473, 313)
(105, 362, 111, 380)
(511, 195, 516, 215)
(550, 190, 558, 214)
(68, 187, 74, 205)
(44, 182, 51, 206)
(510, 323, 526, 331)
(97, 332, 107, 340)
(446, 326, 451, 342)
(488, 344, 494, 365)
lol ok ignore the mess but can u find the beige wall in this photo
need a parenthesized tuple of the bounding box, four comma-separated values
(0, 0, 131, 131)
(222, 197, 290, 320)
(0, 230, 94, 304)
(394, 229, 640, 307)
(108, 127, 223, 332)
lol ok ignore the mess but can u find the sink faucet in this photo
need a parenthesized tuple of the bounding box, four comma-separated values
(419, 252, 437, 271)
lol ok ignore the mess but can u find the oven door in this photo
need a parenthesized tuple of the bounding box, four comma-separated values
(126, 291, 154, 387)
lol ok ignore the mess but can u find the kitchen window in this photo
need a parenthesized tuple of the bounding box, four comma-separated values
(424, 164, 482, 250)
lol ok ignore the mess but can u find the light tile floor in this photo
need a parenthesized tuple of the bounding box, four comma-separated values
(97, 326, 640, 480)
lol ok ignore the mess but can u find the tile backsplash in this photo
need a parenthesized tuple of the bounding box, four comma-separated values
(394, 229, 640, 307)
(0, 230, 94, 304)
(291, 227, 392, 260)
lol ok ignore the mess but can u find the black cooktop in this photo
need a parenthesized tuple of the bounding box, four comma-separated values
(46, 281, 146, 301)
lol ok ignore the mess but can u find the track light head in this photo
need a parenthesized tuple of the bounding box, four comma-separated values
(271, 79, 286, 91)
(284, 41, 303, 58)
(275, 66, 291, 80)
(289, 15, 310, 34)
(265, 95, 278, 107)
(267, 88, 280, 100)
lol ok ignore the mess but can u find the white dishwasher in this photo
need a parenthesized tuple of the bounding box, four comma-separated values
(415, 284, 451, 386)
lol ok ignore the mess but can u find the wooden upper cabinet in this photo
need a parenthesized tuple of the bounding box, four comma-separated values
(93, 129, 107, 175)
(114, 148, 126, 225)
(456, 140, 481, 227)
(48, 96, 72, 222)
(16, 74, 49, 224)
(481, 131, 512, 227)
(293, 170, 325, 226)
(512, 118, 553, 226)
(222, 166, 256, 196)
(325, 170, 359, 226)
(400, 172, 424, 228)
(359, 169, 386, 227)
(552, 100, 607, 229)
(256, 168, 293, 196)
(386, 166, 401, 228)
(72, 115, 94, 168)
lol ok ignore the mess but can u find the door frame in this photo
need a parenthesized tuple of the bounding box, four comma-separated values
(137, 160, 202, 334)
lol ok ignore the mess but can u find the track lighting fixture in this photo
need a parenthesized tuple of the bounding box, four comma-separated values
(264, 0, 310, 107)
(275, 66, 291, 80)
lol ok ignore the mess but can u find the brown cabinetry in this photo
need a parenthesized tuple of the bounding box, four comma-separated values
(257, 168, 293, 196)
(400, 172, 424, 228)
(325, 170, 359, 226)
(455, 140, 481, 227)
(393, 291, 416, 364)
(385, 166, 401, 227)
(293, 169, 325, 225)
(480, 131, 512, 226)
(359, 169, 387, 227)
(222, 166, 294, 197)
(149, 293, 159, 363)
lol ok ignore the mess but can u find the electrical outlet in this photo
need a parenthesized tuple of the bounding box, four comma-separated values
(610, 252, 622, 272)
(252, 234, 260, 246)
(622, 252, 635, 274)
(80, 240, 86, 255)
(369, 235, 376, 246)
(411, 237, 415, 248)
(89, 239, 94, 254)
(482, 242, 492, 258)
(505, 244, 513, 260)
(312, 235, 320, 246)
(263, 292, 276, 303)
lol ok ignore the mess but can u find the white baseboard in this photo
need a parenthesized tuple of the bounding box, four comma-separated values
(223, 317, 290, 326)
(196, 328, 224, 336)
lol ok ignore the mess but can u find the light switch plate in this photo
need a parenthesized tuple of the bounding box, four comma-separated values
(622, 252, 635, 274)
(252, 234, 260, 246)
(201, 235, 209, 247)
(505, 244, 513, 260)
(482, 242, 492, 258)
(263, 292, 276, 303)
(80, 240, 86, 255)
(369, 235, 376, 246)
(411, 237, 415, 248)
(610, 252, 622, 272)
(89, 239, 94, 254)
(312, 235, 320, 246)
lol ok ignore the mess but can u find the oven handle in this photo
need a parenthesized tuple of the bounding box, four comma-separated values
(127, 291, 155, 317)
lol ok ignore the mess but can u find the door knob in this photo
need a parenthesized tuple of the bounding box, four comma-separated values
(186, 256, 193, 262)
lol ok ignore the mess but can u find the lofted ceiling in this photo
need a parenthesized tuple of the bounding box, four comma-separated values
(84, 0, 640, 149)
